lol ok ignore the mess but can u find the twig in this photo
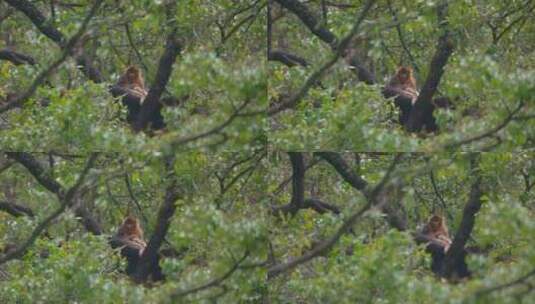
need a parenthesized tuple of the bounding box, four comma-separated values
(172, 250, 250, 298)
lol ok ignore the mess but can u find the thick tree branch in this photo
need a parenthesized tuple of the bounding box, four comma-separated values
(405, 1, 454, 132)
(287, 152, 305, 213)
(0, 201, 34, 217)
(275, 0, 338, 48)
(315, 152, 368, 191)
(133, 3, 182, 131)
(132, 156, 182, 282)
(317, 152, 407, 229)
(303, 198, 341, 214)
(0, 49, 35, 65)
(441, 154, 483, 279)
(268, 153, 401, 278)
(272, 153, 341, 216)
(268, 50, 308, 67)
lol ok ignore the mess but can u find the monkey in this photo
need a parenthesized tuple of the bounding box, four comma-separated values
(386, 66, 419, 104)
(111, 66, 167, 131)
(423, 215, 452, 252)
(116, 66, 148, 101)
(115, 215, 147, 256)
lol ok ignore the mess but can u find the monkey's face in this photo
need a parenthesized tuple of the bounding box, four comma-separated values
(127, 71, 138, 82)
(123, 217, 138, 230)
(397, 68, 411, 82)
(429, 216, 442, 230)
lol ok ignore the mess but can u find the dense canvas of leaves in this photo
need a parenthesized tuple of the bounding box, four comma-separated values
(1, 0, 534, 303)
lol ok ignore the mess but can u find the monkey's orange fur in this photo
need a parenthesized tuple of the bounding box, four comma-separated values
(117, 66, 147, 100)
(387, 66, 419, 104)
(117, 216, 146, 256)
(424, 215, 452, 252)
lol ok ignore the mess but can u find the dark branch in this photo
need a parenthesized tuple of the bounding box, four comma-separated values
(274, 0, 338, 48)
(0, 49, 36, 65)
(441, 154, 483, 279)
(132, 156, 182, 282)
(405, 1, 454, 132)
(303, 198, 341, 214)
(315, 152, 368, 191)
(133, 3, 182, 131)
(268, 50, 308, 67)
(0, 201, 34, 217)
(268, 154, 401, 279)
(0, 0, 103, 114)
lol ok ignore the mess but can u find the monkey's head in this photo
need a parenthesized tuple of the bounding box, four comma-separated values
(428, 215, 444, 231)
(125, 66, 141, 82)
(396, 66, 413, 83)
(118, 216, 142, 237)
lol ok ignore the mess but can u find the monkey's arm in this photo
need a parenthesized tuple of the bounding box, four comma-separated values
(109, 235, 145, 258)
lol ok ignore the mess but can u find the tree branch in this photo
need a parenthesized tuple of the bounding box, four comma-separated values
(267, 153, 401, 279)
(132, 156, 182, 282)
(0, 49, 35, 65)
(133, 2, 182, 131)
(268, 50, 308, 67)
(405, 1, 454, 132)
(442, 154, 483, 279)
(315, 152, 368, 191)
(172, 250, 250, 298)
(274, 0, 338, 48)
(0, 201, 34, 217)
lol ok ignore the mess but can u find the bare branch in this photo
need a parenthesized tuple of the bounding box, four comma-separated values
(0, 201, 34, 217)
(172, 250, 250, 298)
(0, 49, 35, 65)
(268, 153, 401, 279)
(274, 0, 338, 48)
